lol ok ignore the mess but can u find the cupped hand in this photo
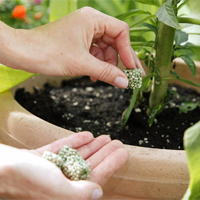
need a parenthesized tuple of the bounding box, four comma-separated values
(11, 7, 145, 88)
(0, 132, 128, 200)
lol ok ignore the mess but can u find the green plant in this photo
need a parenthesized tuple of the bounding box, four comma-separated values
(43, 145, 91, 180)
(119, 0, 200, 128)
(0, 0, 49, 29)
(182, 120, 200, 200)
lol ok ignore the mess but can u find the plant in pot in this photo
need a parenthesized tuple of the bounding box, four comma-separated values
(0, 0, 200, 199)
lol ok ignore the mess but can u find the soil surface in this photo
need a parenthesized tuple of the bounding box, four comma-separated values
(15, 76, 200, 150)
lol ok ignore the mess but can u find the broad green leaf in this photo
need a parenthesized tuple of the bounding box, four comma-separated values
(130, 14, 157, 28)
(180, 55, 196, 76)
(133, 0, 160, 7)
(49, 0, 77, 22)
(0, 65, 37, 93)
(156, 0, 181, 29)
(175, 30, 188, 46)
(183, 121, 200, 200)
(148, 104, 164, 127)
(179, 101, 199, 114)
(115, 9, 151, 20)
(121, 88, 140, 129)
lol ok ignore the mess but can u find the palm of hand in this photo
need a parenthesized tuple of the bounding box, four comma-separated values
(31, 131, 129, 186)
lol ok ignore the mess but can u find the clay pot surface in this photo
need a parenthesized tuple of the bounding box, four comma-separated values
(1, 58, 199, 199)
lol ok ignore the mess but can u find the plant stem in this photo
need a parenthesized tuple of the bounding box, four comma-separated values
(178, 17, 200, 26)
(148, 17, 176, 114)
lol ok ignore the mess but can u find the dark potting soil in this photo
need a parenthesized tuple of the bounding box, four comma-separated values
(15, 76, 200, 150)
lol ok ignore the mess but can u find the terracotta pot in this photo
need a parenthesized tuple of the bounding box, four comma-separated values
(1, 58, 199, 199)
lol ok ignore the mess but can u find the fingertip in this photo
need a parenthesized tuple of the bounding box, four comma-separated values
(113, 76, 128, 89)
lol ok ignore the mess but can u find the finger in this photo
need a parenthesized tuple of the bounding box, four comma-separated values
(36, 131, 94, 154)
(89, 148, 129, 186)
(77, 135, 111, 160)
(104, 46, 118, 66)
(86, 140, 124, 170)
(99, 16, 136, 69)
(90, 76, 97, 82)
(84, 54, 128, 89)
(95, 35, 116, 50)
(90, 45, 104, 61)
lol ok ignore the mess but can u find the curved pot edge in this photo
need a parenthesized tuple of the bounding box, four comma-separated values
(1, 58, 199, 198)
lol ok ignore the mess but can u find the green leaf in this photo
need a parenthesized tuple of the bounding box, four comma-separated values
(140, 74, 152, 91)
(141, 22, 158, 35)
(133, 0, 160, 7)
(183, 121, 200, 200)
(156, 0, 181, 29)
(178, 0, 190, 10)
(170, 71, 200, 87)
(95, 0, 128, 17)
(115, 9, 151, 20)
(179, 101, 199, 114)
(0, 65, 37, 93)
(130, 14, 157, 28)
(175, 30, 189, 46)
(49, 0, 77, 22)
(180, 55, 196, 76)
(148, 104, 164, 127)
(121, 88, 140, 129)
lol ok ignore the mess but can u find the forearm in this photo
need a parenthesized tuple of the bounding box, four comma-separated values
(0, 21, 20, 69)
(0, 21, 42, 73)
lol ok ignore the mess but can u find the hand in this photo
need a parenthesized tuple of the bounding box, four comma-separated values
(3, 7, 145, 88)
(0, 132, 129, 200)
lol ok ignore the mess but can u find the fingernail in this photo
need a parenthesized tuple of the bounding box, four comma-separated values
(91, 189, 103, 200)
(114, 76, 128, 88)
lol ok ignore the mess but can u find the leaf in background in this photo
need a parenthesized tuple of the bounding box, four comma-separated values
(130, 14, 156, 28)
(170, 71, 200, 87)
(0, 65, 37, 93)
(95, 0, 128, 17)
(140, 74, 152, 91)
(175, 30, 189, 46)
(133, 0, 160, 7)
(141, 22, 158, 34)
(180, 55, 196, 76)
(121, 88, 140, 129)
(156, 0, 181, 29)
(179, 101, 199, 114)
(178, 0, 189, 10)
(49, 0, 77, 22)
(115, 9, 151, 20)
(183, 121, 200, 200)
(148, 104, 164, 127)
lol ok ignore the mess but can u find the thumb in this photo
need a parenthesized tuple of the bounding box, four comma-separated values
(70, 180, 103, 200)
(85, 54, 128, 89)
